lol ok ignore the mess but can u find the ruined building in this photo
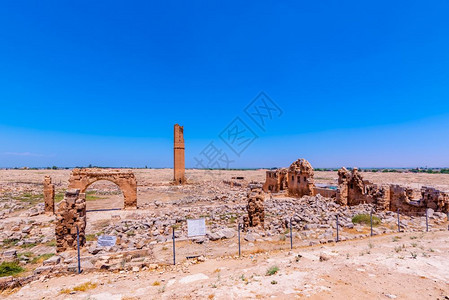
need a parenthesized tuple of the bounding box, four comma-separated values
(336, 167, 449, 214)
(262, 158, 315, 197)
(287, 159, 315, 197)
(262, 158, 449, 214)
(43, 175, 55, 214)
(262, 168, 287, 193)
(174, 124, 186, 184)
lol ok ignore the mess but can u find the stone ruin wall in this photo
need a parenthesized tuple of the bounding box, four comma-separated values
(55, 189, 86, 252)
(243, 187, 265, 230)
(421, 186, 449, 212)
(68, 168, 137, 209)
(43, 175, 55, 214)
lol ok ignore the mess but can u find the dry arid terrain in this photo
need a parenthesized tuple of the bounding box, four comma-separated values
(0, 169, 448, 299)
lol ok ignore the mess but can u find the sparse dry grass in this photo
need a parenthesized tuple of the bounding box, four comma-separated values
(247, 248, 266, 255)
(59, 282, 98, 294)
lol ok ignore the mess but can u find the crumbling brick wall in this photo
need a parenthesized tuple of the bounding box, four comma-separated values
(421, 186, 449, 212)
(243, 188, 265, 229)
(336, 168, 367, 206)
(43, 176, 55, 214)
(287, 159, 315, 197)
(55, 189, 86, 252)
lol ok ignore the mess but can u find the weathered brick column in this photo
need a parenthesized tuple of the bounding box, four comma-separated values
(174, 124, 186, 184)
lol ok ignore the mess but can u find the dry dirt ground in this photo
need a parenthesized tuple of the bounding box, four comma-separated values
(4, 230, 449, 299)
(1, 169, 449, 299)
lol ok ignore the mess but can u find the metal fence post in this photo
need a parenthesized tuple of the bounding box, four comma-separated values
(290, 218, 293, 250)
(370, 209, 373, 237)
(172, 227, 176, 265)
(425, 209, 429, 232)
(397, 209, 400, 232)
(336, 215, 339, 242)
(238, 224, 241, 257)
(76, 225, 81, 274)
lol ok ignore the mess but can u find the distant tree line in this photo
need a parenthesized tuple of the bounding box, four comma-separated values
(314, 168, 449, 174)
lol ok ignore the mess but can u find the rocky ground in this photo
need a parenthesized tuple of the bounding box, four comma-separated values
(0, 169, 448, 299)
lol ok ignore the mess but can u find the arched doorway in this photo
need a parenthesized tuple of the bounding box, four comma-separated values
(68, 168, 137, 209)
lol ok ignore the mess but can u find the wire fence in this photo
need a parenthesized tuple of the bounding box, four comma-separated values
(157, 209, 449, 266)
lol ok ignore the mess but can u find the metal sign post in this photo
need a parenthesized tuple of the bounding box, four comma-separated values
(397, 209, 401, 232)
(426, 209, 429, 232)
(370, 209, 373, 237)
(238, 224, 241, 257)
(76, 225, 81, 274)
(290, 218, 293, 250)
(172, 227, 176, 265)
(336, 215, 339, 242)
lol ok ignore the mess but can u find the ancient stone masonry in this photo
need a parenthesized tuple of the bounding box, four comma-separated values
(43, 175, 55, 214)
(336, 167, 449, 214)
(421, 186, 449, 212)
(243, 187, 265, 230)
(287, 159, 315, 197)
(174, 124, 186, 185)
(55, 189, 86, 252)
(336, 168, 369, 206)
(262, 168, 288, 193)
(68, 168, 137, 209)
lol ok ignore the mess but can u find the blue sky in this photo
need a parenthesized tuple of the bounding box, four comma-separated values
(0, 1, 448, 168)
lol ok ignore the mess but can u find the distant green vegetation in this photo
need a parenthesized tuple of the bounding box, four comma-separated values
(0, 261, 24, 277)
(315, 168, 449, 174)
(352, 214, 381, 226)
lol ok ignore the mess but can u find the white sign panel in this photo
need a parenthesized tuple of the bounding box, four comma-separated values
(187, 218, 206, 237)
(97, 235, 117, 247)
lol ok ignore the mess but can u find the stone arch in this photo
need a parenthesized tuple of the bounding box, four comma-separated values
(68, 168, 137, 209)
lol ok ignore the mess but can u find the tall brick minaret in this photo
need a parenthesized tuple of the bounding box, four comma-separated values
(174, 124, 186, 184)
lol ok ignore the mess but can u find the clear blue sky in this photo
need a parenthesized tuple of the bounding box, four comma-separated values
(1, 1, 448, 168)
